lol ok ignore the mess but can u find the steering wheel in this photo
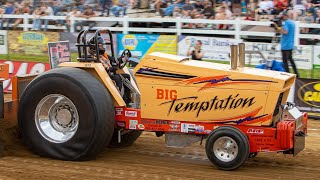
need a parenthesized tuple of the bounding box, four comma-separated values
(118, 49, 132, 69)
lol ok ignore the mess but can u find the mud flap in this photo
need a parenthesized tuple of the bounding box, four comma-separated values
(294, 132, 305, 156)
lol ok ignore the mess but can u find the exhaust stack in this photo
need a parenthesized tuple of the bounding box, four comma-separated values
(238, 43, 245, 68)
(230, 45, 238, 70)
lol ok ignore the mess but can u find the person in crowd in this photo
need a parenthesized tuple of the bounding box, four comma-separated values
(154, 0, 170, 16)
(0, 1, 15, 30)
(65, 7, 81, 32)
(12, 1, 31, 29)
(43, 2, 54, 31)
(111, 0, 129, 17)
(74, 5, 96, 31)
(232, 0, 242, 16)
(310, 0, 320, 21)
(173, 6, 182, 17)
(273, 11, 300, 77)
(255, 0, 274, 20)
(187, 40, 204, 60)
(182, 0, 195, 12)
(31, 5, 44, 30)
(99, 0, 112, 16)
(289, 0, 307, 21)
(193, 0, 205, 11)
(160, 0, 185, 17)
(300, 10, 313, 33)
(201, 1, 215, 19)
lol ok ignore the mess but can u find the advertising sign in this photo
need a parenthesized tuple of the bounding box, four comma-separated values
(178, 36, 242, 61)
(245, 42, 313, 69)
(118, 34, 177, 63)
(8, 31, 59, 55)
(60, 32, 118, 55)
(0, 60, 50, 92)
(0, 30, 8, 54)
(295, 78, 320, 119)
(48, 41, 71, 68)
(313, 46, 320, 69)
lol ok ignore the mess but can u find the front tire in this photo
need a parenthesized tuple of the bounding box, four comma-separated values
(18, 67, 115, 160)
(205, 126, 250, 170)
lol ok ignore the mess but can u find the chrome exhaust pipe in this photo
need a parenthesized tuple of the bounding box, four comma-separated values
(238, 43, 245, 68)
(230, 45, 238, 70)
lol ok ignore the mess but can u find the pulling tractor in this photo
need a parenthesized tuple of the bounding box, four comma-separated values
(15, 29, 307, 170)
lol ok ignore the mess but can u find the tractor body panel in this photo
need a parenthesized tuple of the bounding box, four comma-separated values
(134, 52, 296, 126)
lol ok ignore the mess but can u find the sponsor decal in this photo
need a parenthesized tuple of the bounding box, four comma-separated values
(125, 111, 138, 117)
(247, 128, 264, 134)
(117, 121, 126, 127)
(138, 124, 145, 130)
(156, 89, 177, 100)
(195, 125, 204, 133)
(181, 123, 196, 133)
(205, 130, 212, 134)
(169, 124, 180, 129)
(115, 108, 123, 115)
(170, 121, 181, 124)
(48, 41, 71, 69)
(129, 120, 138, 130)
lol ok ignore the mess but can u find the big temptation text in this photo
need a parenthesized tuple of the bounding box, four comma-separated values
(160, 94, 256, 117)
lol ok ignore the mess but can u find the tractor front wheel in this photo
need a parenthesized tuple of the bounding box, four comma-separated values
(205, 126, 250, 170)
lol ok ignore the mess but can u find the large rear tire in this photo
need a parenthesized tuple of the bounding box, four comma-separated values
(205, 126, 250, 170)
(18, 67, 115, 160)
(108, 130, 142, 148)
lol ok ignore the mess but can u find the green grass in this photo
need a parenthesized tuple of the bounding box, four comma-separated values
(0, 53, 319, 79)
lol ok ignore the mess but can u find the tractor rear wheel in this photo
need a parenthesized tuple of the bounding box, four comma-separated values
(205, 126, 250, 170)
(108, 130, 142, 148)
(18, 67, 115, 160)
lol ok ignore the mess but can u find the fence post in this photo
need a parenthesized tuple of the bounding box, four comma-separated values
(235, 18, 241, 41)
(23, 13, 28, 31)
(70, 15, 75, 33)
(176, 17, 181, 36)
(295, 21, 300, 46)
(123, 16, 129, 34)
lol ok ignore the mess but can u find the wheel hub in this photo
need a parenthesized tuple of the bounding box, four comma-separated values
(213, 136, 238, 162)
(35, 94, 79, 143)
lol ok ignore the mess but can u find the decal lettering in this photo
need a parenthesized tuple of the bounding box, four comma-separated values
(156, 89, 177, 100)
(160, 94, 256, 117)
(125, 111, 138, 117)
(247, 128, 264, 134)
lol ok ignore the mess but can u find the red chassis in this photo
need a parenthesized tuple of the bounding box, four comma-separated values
(115, 107, 308, 155)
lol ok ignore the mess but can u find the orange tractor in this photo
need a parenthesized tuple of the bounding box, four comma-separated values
(2, 29, 307, 170)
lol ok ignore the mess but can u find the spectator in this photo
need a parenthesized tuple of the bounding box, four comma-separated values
(111, 0, 129, 17)
(273, 11, 300, 77)
(255, 0, 274, 20)
(182, 0, 195, 12)
(43, 2, 54, 31)
(99, 0, 112, 17)
(12, 1, 31, 29)
(289, 0, 306, 21)
(272, 0, 287, 17)
(193, 0, 204, 11)
(154, 0, 169, 16)
(310, 0, 320, 21)
(215, 6, 229, 29)
(31, 5, 43, 30)
(0, 1, 15, 30)
(232, 0, 241, 16)
(173, 6, 182, 17)
(74, 5, 96, 31)
(160, 0, 186, 17)
(65, 7, 81, 32)
(201, 2, 215, 19)
(300, 11, 313, 33)
(187, 40, 204, 60)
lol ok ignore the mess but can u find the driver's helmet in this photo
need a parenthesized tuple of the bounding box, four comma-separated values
(87, 33, 106, 55)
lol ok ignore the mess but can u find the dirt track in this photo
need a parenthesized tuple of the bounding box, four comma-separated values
(0, 121, 318, 179)
(0, 94, 319, 179)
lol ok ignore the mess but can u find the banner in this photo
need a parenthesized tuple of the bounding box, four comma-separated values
(245, 42, 313, 69)
(178, 36, 242, 61)
(60, 32, 118, 55)
(313, 46, 320, 69)
(295, 78, 320, 119)
(0, 30, 8, 54)
(0, 60, 50, 92)
(118, 34, 177, 63)
(48, 41, 71, 68)
(8, 31, 59, 55)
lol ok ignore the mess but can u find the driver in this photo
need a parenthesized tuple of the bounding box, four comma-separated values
(88, 34, 132, 106)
